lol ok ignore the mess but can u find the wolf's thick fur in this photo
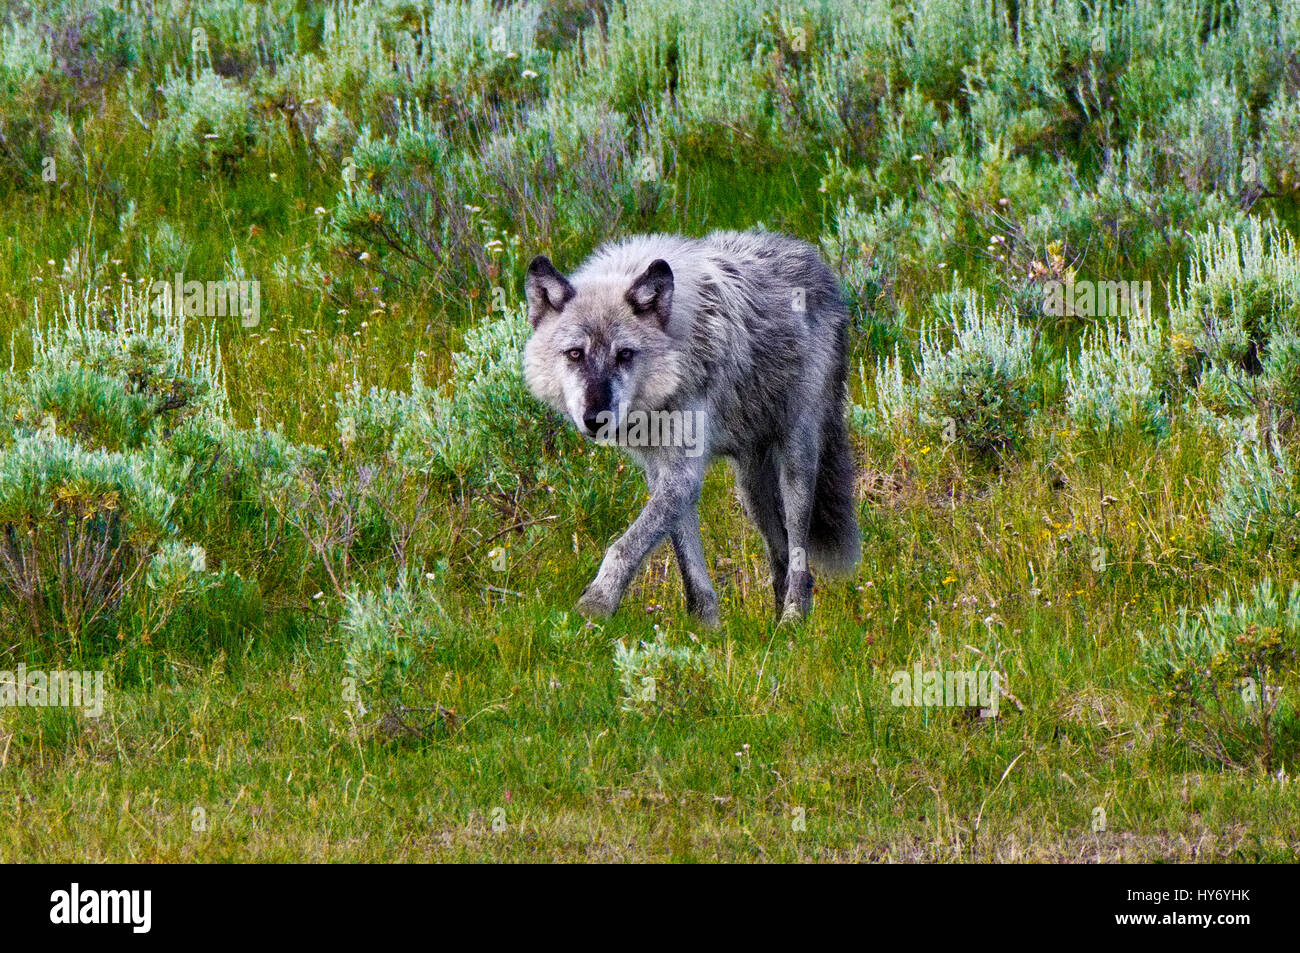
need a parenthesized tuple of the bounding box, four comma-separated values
(523, 230, 860, 624)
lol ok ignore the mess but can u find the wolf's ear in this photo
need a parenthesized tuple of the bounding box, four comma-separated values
(525, 255, 575, 327)
(625, 259, 674, 329)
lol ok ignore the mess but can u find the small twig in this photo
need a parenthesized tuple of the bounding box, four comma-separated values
(483, 515, 557, 545)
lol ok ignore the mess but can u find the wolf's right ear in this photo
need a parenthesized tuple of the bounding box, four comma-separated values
(525, 255, 575, 327)
(625, 259, 674, 329)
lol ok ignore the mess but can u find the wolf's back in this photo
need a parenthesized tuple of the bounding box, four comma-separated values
(698, 233, 861, 574)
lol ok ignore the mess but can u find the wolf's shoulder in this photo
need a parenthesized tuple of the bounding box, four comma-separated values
(574, 233, 699, 279)
(582, 231, 812, 285)
(700, 228, 810, 256)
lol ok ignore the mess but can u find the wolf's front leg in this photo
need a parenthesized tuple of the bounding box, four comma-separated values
(577, 454, 707, 620)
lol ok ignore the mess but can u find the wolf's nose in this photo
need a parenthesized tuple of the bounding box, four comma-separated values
(583, 412, 603, 434)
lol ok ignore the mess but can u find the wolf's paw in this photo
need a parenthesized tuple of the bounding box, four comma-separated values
(777, 569, 813, 625)
(689, 596, 721, 629)
(576, 584, 619, 620)
(778, 595, 813, 626)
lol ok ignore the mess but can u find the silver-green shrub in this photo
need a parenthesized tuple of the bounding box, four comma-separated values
(157, 68, 254, 169)
(0, 431, 173, 646)
(1209, 438, 1300, 546)
(915, 292, 1035, 453)
(614, 632, 715, 718)
(1140, 580, 1299, 772)
(1065, 310, 1168, 438)
(342, 576, 445, 720)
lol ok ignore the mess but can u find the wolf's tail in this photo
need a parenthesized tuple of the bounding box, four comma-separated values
(808, 343, 862, 576)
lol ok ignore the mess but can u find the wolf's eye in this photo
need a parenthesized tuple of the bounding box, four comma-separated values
(616, 348, 636, 365)
(566, 348, 583, 362)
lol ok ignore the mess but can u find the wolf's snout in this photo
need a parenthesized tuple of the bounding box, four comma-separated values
(582, 379, 613, 435)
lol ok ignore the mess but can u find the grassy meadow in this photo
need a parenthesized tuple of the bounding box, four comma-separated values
(2, 0, 1300, 862)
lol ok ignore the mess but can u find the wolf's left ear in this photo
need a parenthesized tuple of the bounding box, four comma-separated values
(626, 259, 674, 329)
(525, 255, 575, 327)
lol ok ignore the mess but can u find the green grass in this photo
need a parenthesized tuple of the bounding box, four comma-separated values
(3, 418, 1298, 862)
(2, 0, 1300, 862)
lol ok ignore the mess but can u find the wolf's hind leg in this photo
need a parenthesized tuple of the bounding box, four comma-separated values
(671, 508, 719, 627)
(776, 424, 819, 621)
(733, 452, 789, 613)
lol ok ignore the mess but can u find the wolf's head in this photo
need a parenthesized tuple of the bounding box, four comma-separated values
(522, 255, 686, 438)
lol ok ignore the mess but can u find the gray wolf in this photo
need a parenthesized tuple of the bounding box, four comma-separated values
(522, 230, 860, 625)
